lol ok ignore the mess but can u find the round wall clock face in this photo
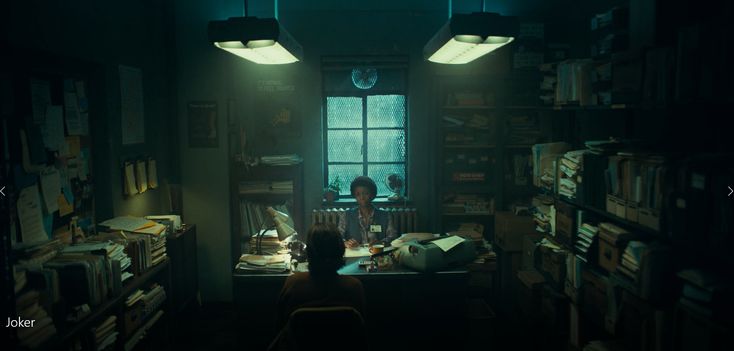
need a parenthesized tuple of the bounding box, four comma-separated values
(351, 68, 378, 90)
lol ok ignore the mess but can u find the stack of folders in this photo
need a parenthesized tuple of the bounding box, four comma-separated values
(141, 283, 167, 316)
(531, 142, 570, 190)
(558, 150, 588, 199)
(260, 154, 303, 165)
(123, 234, 153, 276)
(150, 235, 167, 266)
(236, 254, 289, 273)
(239, 181, 271, 194)
(575, 223, 599, 262)
(126, 289, 145, 307)
(88, 233, 135, 284)
(92, 315, 118, 351)
(531, 195, 554, 233)
(45, 250, 111, 308)
(13, 239, 64, 264)
(15, 288, 57, 349)
(618, 240, 647, 280)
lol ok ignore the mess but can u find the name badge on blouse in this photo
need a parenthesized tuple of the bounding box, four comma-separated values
(369, 225, 382, 233)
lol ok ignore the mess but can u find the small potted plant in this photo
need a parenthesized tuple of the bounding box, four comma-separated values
(323, 176, 342, 203)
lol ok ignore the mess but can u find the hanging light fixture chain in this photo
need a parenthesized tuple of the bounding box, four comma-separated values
(244, 0, 248, 17)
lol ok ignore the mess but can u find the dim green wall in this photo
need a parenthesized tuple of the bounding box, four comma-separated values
(7, 1, 177, 229)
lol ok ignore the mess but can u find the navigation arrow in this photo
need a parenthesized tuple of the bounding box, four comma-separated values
(0, 186, 4, 197)
(729, 186, 733, 197)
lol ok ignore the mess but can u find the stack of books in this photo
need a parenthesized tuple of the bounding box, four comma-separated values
(92, 316, 118, 351)
(539, 63, 557, 105)
(618, 240, 647, 280)
(442, 194, 494, 215)
(238, 181, 271, 194)
(271, 181, 294, 194)
(531, 195, 554, 233)
(151, 235, 167, 266)
(13, 239, 63, 267)
(575, 223, 599, 262)
(141, 284, 167, 317)
(506, 114, 541, 145)
(248, 229, 285, 255)
(532, 142, 571, 190)
(558, 150, 588, 199)
(15, 289, 57, 349)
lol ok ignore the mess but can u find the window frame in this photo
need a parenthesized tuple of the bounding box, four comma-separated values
(322, 68, 409, 200)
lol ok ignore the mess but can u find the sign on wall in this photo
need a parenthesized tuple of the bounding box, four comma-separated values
(188, 101, 218, 148)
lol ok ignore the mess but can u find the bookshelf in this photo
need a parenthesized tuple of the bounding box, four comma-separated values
(435, 75, 545, 239)
(229, 162, 304, 264)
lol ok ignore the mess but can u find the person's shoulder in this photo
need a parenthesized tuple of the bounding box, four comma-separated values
(285, 272, 311, 285)
(338, 275, 363, 288)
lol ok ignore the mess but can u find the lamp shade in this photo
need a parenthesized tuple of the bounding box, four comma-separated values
(424, 12, 518, 64)
(266, 207, 296, 240)
(208, 17, 303, 64)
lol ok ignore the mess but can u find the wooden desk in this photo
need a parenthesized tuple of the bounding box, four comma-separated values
(233, 259, 470, 350)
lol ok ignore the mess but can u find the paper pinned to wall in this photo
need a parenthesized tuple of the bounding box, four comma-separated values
(58, 193, 74, 217)
(17, 185, 48, 244)
(30, 79, 51, 124)
(119, 65, 145, 145)
(64, 92, 83, 136)
(41, 105, 64, 151)
(147, 159, 158, 189)
(136, 160, 148, 193)
(123, 162, 137, 195)
(40, 169, 61, 214)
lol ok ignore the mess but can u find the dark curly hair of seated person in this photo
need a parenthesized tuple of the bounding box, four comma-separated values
(306, 223, 346, 277)
(350, 176, 377, 200)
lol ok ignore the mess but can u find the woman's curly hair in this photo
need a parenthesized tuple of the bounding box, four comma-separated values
(350, 176, 377, 200)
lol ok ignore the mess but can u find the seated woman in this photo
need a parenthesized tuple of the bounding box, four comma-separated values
(339, 176, 397, 248)
(275, 223, 365, 331)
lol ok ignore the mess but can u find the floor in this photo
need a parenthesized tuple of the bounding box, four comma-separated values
(171, 300, 557, 351)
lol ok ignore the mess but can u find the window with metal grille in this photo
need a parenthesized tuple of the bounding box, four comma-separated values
(322, 58, 408, 198)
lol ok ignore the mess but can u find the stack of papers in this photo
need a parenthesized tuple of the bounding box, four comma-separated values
(261, 154, 303, 166)
(236, 253, 290, 273)
(100, 216, 167, 235)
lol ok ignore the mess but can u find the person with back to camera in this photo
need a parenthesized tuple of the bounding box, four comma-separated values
(339, 176, 397, 248)
(274, 223, 365, 333)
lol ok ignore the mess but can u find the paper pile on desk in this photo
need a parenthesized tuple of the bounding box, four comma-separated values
(236, 254, 290, 273)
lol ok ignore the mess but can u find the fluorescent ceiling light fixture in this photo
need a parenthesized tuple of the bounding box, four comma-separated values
(208, 17, 303, 64)
(424, 12, 518, 64)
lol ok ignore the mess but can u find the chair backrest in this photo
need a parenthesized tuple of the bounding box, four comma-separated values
(285, 306, 368, 351)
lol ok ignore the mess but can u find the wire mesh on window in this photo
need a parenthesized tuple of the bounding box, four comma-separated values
(367, 164, 406, 196)
(327, 130, 363, 163)
(367, 129, 405, 162)
(367, 95, 405, 128)
(327, 96, 362, 129)
(327, 164, 363, 196)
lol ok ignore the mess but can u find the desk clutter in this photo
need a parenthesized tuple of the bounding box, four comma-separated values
(7, 215, 191, 350)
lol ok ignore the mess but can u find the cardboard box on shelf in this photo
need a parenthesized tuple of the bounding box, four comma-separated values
(495, 212, 536, 252)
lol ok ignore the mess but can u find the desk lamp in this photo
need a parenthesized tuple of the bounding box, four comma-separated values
(256, 207, 297, 255)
